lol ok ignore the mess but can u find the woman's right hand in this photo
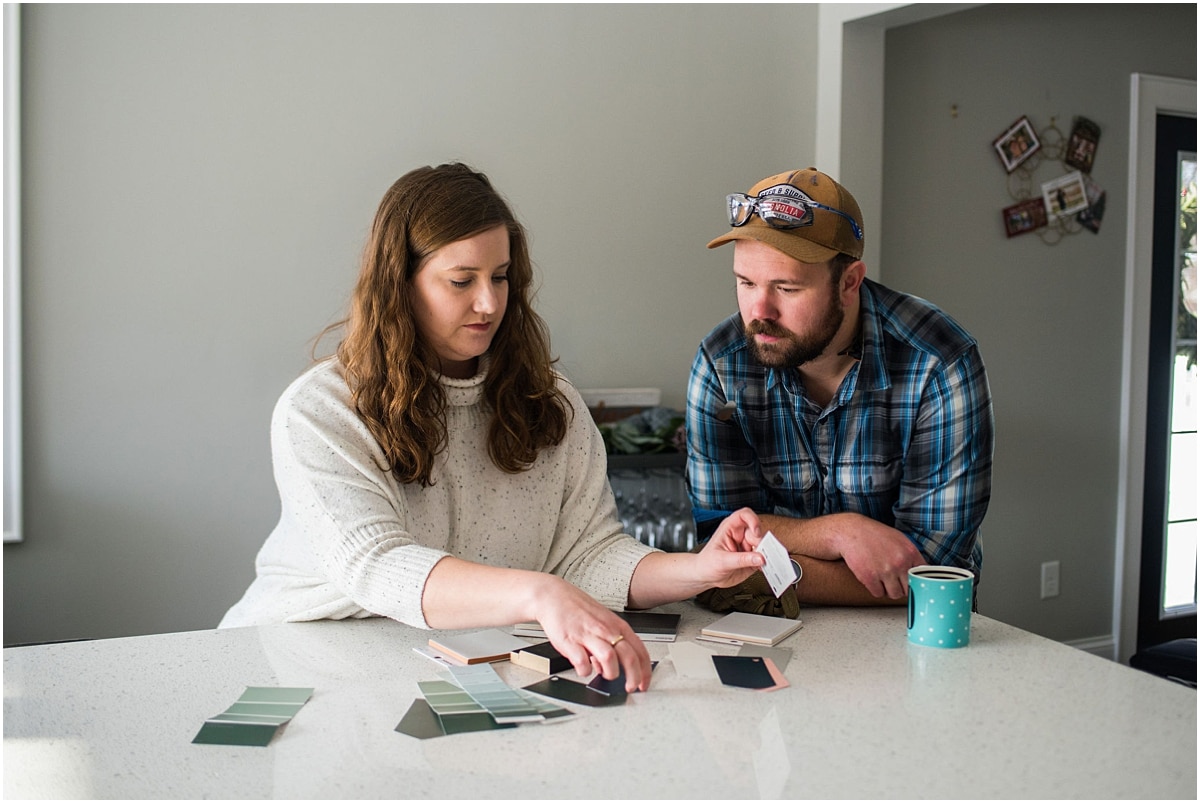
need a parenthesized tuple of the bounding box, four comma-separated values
(421, 557, 652, 691)
(528, 574, 652, 692)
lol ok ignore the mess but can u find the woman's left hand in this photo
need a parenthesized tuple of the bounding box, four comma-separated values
(627, 507, 767, 609)
(693, 507, 767, 588)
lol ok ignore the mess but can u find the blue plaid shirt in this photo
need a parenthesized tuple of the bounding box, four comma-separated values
(686, 279, 993, 574)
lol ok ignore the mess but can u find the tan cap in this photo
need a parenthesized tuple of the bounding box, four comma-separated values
(707, 168, 864, 262)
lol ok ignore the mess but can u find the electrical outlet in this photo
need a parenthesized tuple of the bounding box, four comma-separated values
(1040, 561, 1060, 599)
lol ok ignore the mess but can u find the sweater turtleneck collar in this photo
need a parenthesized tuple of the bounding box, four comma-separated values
(439, 353, 489, 407)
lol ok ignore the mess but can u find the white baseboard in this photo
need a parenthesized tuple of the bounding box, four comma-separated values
(1065, 635, 1116, 661)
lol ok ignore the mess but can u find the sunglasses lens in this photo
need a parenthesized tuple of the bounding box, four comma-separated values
(727, 194, 754, 226)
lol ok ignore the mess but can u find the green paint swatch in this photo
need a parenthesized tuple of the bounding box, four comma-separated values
(193, 686, 314, 747)
(397, 678, 572, 739)
(443, 664, 544, 723)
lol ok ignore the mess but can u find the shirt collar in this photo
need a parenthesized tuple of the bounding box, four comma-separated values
(856, 280, 891, 393)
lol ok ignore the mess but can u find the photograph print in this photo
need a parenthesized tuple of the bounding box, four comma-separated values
(1003, 197, 1048, 237)
(1064, 117, 1101, 173)
(993, 116, 1041, 173)
(1041, 171, 1089, 218)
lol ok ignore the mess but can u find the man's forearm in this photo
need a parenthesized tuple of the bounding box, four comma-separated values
(790, 556, 905, 606)
(759, 511, 921, 602)
(758, 512, 849, 559)
(761, 508, 903, 603)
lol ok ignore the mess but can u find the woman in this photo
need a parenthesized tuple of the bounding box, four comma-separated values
(220, 163, 765, 691)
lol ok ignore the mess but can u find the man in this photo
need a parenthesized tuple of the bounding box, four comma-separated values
(687, 168, 994, 605)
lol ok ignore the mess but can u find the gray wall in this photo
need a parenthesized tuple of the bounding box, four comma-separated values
(5, 3, 817, 644)
(4, 3, 1195, 649)
(879, 4, 1196, 642)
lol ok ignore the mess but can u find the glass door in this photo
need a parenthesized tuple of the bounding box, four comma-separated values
(1138, 113, 1197, 648)
(1163, 155, 1196, 618)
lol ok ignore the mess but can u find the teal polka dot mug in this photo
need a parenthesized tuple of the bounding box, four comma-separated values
(907, 565, 974, 649)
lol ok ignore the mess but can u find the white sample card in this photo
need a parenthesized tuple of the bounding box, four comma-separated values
(756, 530, 799, 598)
(667, 640, 721, 680)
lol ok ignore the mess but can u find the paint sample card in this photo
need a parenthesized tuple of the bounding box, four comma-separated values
(395, 698, 444, 740)
(422, 680, 571, 726)
(737, 643, 793, 671)
(612, 611, 681, 640)
(521, 692, 576, 720)
(668, 641, 721, 680)
(510, 640, 572, 674)
(412, 645, 460, 669)
(699, 612, 804, 646)
(756, 530, 799, 598)
(712, 655, 788, 692)
(443, 663, 545, 723)
(419, 680, 499, 717)
(586, 661, 657, 696)
(396, 698, 477, 740)
(523, 675, 625, 708)
(417, 680, 518, 734)
(760, 656, 790, 690)
(512, 611, 680, 642)
(712, 655, 774, 689)
(399, 679, 572, 738)
(427, 629, 530, 664)
(192, 686, 314, 747)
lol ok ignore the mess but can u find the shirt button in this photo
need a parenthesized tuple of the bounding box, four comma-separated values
(772, 474, 784, 486)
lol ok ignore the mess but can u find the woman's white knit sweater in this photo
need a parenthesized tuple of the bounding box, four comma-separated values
(219, 358, 653, 629)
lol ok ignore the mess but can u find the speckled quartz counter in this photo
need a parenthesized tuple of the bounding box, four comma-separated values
(5, 603, 1195, 799)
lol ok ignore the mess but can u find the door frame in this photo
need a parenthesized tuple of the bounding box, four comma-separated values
(1116, 73, 1197, 664)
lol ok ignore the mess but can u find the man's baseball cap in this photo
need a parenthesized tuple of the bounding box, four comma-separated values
(707, 167, 865, 262)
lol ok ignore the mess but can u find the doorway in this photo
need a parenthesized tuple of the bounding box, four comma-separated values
(1118, 74, 1197, 663)
(1137, 113, 1197, 649)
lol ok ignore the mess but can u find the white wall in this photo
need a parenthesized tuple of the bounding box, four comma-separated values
(878, 3, 1196, 644)
(5, 4, 819, 643)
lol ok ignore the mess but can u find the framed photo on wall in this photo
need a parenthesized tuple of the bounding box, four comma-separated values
(1002, 197, 1048, 237)
(993, 116, 1041, 173)
(1064, 117, 1101, 173)
(1076, 174, 1107, 232)
(1041, 171, 1089, 218)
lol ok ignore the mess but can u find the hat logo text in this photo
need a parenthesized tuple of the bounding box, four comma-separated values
(758, 184, 815, 228)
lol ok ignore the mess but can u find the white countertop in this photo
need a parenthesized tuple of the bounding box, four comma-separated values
(4, 603, 1195, 799)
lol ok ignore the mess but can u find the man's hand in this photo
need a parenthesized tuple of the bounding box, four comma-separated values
(827, 514, 925, 598)
(763, 511, 925, 600)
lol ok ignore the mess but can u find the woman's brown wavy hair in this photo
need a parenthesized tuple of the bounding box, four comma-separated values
(330, 163, 569, 487)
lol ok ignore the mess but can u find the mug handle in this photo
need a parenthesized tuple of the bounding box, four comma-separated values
(907, 590, 915, 630)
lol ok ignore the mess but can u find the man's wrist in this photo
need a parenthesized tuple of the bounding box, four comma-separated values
(761, 511, 853, 562)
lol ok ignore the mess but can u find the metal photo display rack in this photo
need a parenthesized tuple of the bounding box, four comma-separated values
(997, 115, 1105, 245)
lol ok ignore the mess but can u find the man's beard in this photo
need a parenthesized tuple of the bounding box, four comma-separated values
(743, 284, 844, 369)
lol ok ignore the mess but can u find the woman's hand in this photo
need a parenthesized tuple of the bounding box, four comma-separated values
(627, 507, 767, 609)
(422, 558, 651, 689)
(529, 573, 653, 692)
(694, 507, 767, 589)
